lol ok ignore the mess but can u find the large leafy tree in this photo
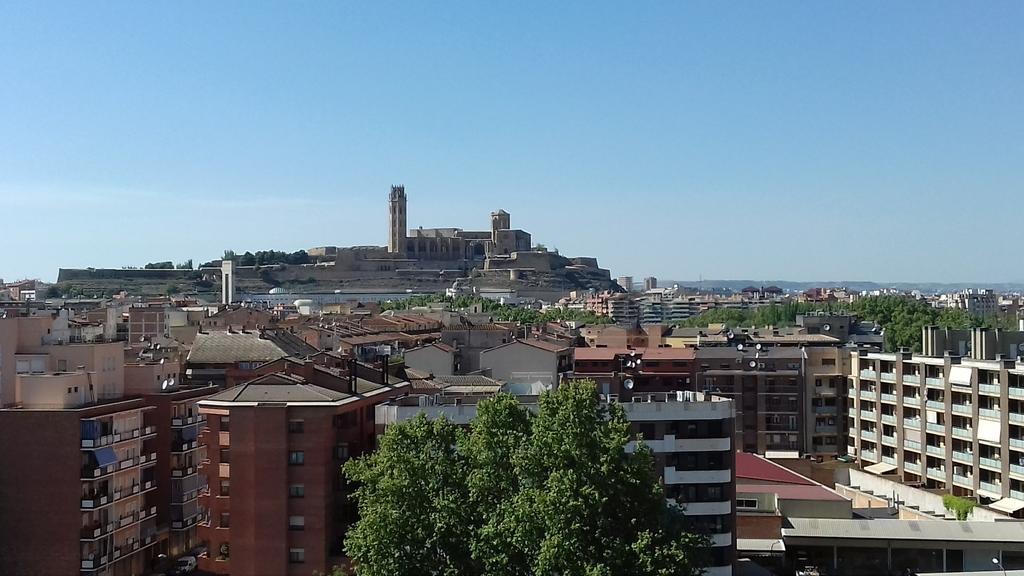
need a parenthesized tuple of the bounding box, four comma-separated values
(343, 380, 709, 576)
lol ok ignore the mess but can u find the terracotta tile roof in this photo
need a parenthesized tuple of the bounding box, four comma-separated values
(735, 452, 814, 485)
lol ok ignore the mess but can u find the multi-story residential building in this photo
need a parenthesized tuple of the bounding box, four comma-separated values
(849, 326, 1024, 513)
(945, 289, 1000, 318)
(375, 388, 736, 576)
(643, 276, 658, 291)
(185, 328, 318, 388)
(573, 346, 697, 395)
(196, 364, 409, 575)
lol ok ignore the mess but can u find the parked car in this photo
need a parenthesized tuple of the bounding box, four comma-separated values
(169, 556, 197, 575)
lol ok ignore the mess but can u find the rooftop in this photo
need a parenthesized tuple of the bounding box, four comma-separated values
(783, 517, 1024, 543)
(187, 329, 317, 364)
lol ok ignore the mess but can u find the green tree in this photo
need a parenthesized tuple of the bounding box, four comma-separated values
(165, 283, 182, 296)
(343, 380, 708, 576)
(45, 284, 63, 298)
(144, 261, 174, 269)
(175, 259, 193, 270)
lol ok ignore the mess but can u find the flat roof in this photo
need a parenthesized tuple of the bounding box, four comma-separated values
(784, 518, 1024, 543)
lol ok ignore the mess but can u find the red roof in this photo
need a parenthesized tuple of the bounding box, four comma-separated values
(737, 483, 846, 502)
(735, 452, 814, 485)
(572, 347, 694, 361)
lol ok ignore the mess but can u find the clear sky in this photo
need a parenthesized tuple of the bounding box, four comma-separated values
(1, 2, 1021, 284)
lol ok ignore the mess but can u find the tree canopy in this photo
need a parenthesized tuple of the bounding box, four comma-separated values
(343, 380, 709, 576)
(381, 294, 612, 326)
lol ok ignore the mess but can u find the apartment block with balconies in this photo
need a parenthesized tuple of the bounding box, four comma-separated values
(848, 329, 1024, 516)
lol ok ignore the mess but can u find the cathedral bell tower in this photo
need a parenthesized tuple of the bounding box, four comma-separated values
(388, 185, 407, 254)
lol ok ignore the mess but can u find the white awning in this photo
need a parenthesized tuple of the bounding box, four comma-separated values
(990, 497, 1024, 514)
(978, 487, 1003, 499)
(864, 462, 897, 475)
(950, 365, 972, 386)
(978, 418, 1001, 443)
(737, 538, 785, 553)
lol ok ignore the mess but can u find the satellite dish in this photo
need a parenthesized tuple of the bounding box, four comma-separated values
(727, 331, 735, 340)
(161, 379, 169, 390)
(755, 343, 763, 351)
(159, 358, 165, 365)
(823, 324, 832, 332)
(749, 360, 757, 368)
(139, 336, 146, 342)
(736, 344, 744, 351)
(623, 378, 635, 390)
(155, 344, 161, 350)
(630, 351, 637, 357)
(168, 377, 175, 387)
(634, 359, 642, 366)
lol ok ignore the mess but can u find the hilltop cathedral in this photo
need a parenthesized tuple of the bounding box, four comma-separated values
(387, 185, 532, 262)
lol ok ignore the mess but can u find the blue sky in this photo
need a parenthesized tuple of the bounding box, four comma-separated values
(1, 2, 1021, 283)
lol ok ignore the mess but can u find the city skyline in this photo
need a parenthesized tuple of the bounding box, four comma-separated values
(2, 2, 1022, 282)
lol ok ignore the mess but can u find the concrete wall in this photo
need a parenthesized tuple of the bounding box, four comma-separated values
(480, 341, 557, 384)
(404, 346, 454, 377)
(16, 372, 92, 408)
(841, 468, 1011, 521)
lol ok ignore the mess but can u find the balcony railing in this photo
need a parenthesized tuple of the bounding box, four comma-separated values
(880, 393, 897, 404)
(1013, 489, 1024, 501)
(81, 423, 156, 450)
(904, 461, 921, 474)
(860, 410, 877, 421)
(1010, 412, 1024, 424)
(1010, 464, 1024, 477)
(952, 450, 973, 464)
(814, 405, 838, 414)
(980, 383, 1002, 396)
(904, 396, 921, 408)
(860, 369, 878, 380)
(882, 455, 897, 465)
(903, 418, 921, 430)
(979, 408, 1001, 420)
(952, 426, 973, 440)
(881, 413, 897, 425)
(1011, 438, 1024, 451)
(904, 439, 922, 452)
(80, 521, 115, 541)
(926, 444, 945, 457)
(926, 422, 945, 434)
(953, 473, 973, 487)
(171, 465, 197, 478)
(980, 457, 1002, 471)
(904, 374, 920, 385)
(881, 372, 897, 383)
(171, 414, 207, 427)
(81, 554, 109, 570)
(952, 403, 972, 415)
(861, 450, 878, 462)
(172, 440, 200, 454)
(926, 400, 944, 410)
(927, 467, 945, 480)
(1010, 387, 1024, 399)
(926, 377, 944, 388)
(861, 430, 877, 442)
(881, 434, 897, 446)
(860, 390, 877, 401)
(980, 481, 1002, 494)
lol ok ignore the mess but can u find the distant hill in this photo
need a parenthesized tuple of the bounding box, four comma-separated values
(661, 280, 1024, 294)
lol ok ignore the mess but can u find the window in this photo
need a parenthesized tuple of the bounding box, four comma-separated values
(737, 498, 758, 509)
(219, 512, 230, 528)
(335, 444, 350, 461)
(289, 484, 305, 498)
(57, 359, 67, 372)
(219, 448, 230, 464)
(288, 548, 305, 564)
(220, 416, 230, 432)
(822, 358, 837, 367)
(288, 419, 304, 434)
(289, 451, 305, 465)
(220, 479, 230, 496)
(288, 515, 305, 531)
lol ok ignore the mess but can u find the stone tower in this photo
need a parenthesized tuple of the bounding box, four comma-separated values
(388, 185, 407, 254)
(490, 209, 510, 242)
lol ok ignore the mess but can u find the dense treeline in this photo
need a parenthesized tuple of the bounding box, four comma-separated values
(382, 294, 613, 326)
(220, 249, 311, 267)
(678, 295, 1016, 352)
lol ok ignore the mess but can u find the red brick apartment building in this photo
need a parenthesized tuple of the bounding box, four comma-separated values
(0, 314, 217, 576)
(196, 363, 409, 576)
(573, 346, 698, 395)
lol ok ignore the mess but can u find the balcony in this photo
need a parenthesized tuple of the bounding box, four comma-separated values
(860, 369, 878, 380)
(953, 473, 973, 487)
(1010, 387, 1024, 399)
(904, 396, 921, 408)
(904, 439, 922, 452)
(172, 440, 200, 454)
(927, 467, 946, 481)
(952, 450, 973, 464)
(81, 554, 109, 571)
(881, 434, 897, 446)
(926, 376, 944, 388)
(881, 413, 897, 425)
(880, 393, 897, 404)
(814, 405, 838, 415)
(1011, 438, 1024, 450)
(952, 426, 973, 440)
(80, 465, 116, 480)
(881, 372, 897, 383)
(980, 457, 1002, 471)
(172, 414, 206, 427)
(980, 481, 1002, 495)
(903, 418, 921, 430)
(980, 383, 1001, 396)
(81, 424, 155, 450)
(80, 521, 115, 541)
(1013, 490, 1024, 501)
(1011, 464, 1024, 478)
(904, 461, 921, 474)
(926, 422, 945, 434)
(848, 387, 857, 398)
(80, 493, 111, 510)
(860, 390, 877, 401)
(172, 512, 205, 530)
(926, 400, 944, 411)
(904, 374, 921, 385)
(926, 444, 945, 457)
(664, 468, 732, 484)
(979, 408, 1001, 420)
(860, 410, 877, 422)
(861, 450, 878, 462)
(882, 455, 897, 465)
(861, 430, 877, 442)
(171, 465, 197, 478)
(1010, 412, 1024, 424)
(952, 403, 972, 415)
(138, 451, 158, 467)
